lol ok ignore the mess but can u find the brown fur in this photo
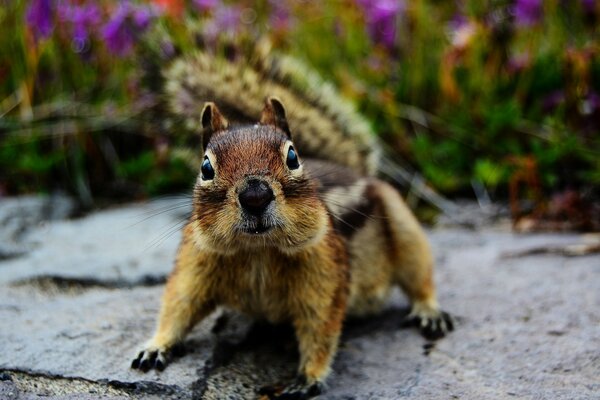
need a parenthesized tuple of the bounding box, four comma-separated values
(132, 100, 452, 397)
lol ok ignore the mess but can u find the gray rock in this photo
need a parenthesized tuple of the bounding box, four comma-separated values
(2, 370, 132, 399)
(0, 283, 220, 399)
(200, 229, 600, 400)
(0, 198, 598, 399)
(0, 194, 76, 260)
(0, 378, 19, 400)
(435, 200, 511, 230)
(0, 198, 190, 285)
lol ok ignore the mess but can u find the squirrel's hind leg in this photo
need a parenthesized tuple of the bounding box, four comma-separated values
(370, 180, 455, 340)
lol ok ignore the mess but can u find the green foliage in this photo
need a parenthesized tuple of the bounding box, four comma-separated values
(412, 136, 467, 192)
(474, 159, 509, 189)
(117, 151, 195, 195)
(0, 137, 63, 193)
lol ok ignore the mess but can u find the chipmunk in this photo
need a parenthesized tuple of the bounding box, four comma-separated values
(131, 49, 453, 399)
(131, 42, 454, 399)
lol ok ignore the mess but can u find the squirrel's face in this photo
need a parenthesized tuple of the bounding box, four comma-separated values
(190, 99, 329, 254)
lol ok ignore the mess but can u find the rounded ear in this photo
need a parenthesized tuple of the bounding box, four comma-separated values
(200, 102, 229, 149)
(260, 96, 291, 138)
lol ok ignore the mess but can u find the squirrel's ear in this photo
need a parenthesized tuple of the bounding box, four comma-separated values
(200, 102, 229, 148)
(260, 97, 291, 138)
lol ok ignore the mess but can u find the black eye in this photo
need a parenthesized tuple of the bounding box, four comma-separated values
(286, 146, 300, 170)
(201, 156, 215, 180)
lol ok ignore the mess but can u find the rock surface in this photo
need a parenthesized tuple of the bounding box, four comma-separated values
(0, 197, 598, 399)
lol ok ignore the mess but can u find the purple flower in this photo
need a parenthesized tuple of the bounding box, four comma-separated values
(133, 7, 154, 30)
(193, 0, 218, 12)
(446, 13, 475, 48)
(26, 0, 54, 40)
(356, 0, 404, 50)
(448, 13, 468, 32)
(58, 3, 102, 43)
(512, 0, 543, 27)
(581, 0, 597, 13)
(101, 3, 158, 57)
(269, 0, 292, 31)
(203, 5, 242, 42)
(580, 91, 600, 115)
(102, 4, 134, 56)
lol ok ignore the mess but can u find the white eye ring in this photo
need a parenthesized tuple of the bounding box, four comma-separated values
(283, 141, 302, 173)
(199, 151, 217, 185)
(286, 147, 300, 170)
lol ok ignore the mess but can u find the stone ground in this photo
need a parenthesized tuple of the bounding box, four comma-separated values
(0, 195, 598, 400)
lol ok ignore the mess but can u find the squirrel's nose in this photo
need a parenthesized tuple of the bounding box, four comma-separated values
(239, 179, 274, 215)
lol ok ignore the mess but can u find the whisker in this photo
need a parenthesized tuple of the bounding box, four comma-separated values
(143, 219, 188, 251)
(124, 203, 192, 229)
(322, 198, 388, 221)
(329, 212, 360, 233)
(131, 200, 191, 217)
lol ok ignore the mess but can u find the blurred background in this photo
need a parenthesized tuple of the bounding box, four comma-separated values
(1, 0, 599, 230)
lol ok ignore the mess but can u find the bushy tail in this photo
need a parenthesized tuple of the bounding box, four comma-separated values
(141, 37, 455, 215)
(162, 43, 381, 176)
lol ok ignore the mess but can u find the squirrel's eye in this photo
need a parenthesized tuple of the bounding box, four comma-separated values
(286, 146, 300, 170)
(201, 156, 215, 180)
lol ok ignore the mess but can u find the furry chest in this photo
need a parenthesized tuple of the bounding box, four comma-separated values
(214, 253, 291, 323)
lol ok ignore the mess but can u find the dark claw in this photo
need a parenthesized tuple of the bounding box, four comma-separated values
(131, 348, 171, 373)
(139, 358, 150, 372)
(443, 311, 455, 331)
(131, 352, 143, 369)
(421, 322, 444, 341)
(403, 310, 455, 340)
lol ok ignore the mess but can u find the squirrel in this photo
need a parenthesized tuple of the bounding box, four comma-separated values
(131, 47, 454, 399)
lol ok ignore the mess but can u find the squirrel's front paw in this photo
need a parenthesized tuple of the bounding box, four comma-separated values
(258, 375, 324, 400)
(131, 344, 170, 372)
(402, 301, 455, 340)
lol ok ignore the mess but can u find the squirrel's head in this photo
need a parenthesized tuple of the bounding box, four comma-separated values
(190, 97, 329, 254)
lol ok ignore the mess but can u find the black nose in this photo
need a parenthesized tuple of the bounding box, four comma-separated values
(239, 179, 274, 215)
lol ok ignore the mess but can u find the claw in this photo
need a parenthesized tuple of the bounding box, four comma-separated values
(139, 358, 151, 372)
(131, 346, 170, 372)
(404, 305, 455, 340)
(131, 351, 144, 369)
(443, 311, 455, 331)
